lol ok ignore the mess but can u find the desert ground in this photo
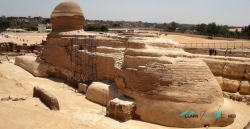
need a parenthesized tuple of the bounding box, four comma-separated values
(0, 58, 250, 129)
(1, 32, 250, 129)
(0, 32, 47, 45)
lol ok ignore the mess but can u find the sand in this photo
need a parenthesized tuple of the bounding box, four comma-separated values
(0, 32, 47, 45)
(0, 58, 250, 129)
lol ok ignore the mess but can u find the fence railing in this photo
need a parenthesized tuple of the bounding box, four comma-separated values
(182, 42, 250, 50)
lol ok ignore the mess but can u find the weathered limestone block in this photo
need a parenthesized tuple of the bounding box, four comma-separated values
(1, 97, 8, 101)
(228, 93, 242, 101)
(245, 66, 250, 80)
(41, 44, 71, 69)
(215, 76, 223, 89)
(239, 81, 250, 95)
(78, 83, 88, 93)
(202, 58, 250, 79)
(106, 97, 136, 122)
(223, 63, 247, 78)
(202, 59, 225, 76)
(33, 86, 60, 111)
(222, 78, 240, 92)
(86, 82, 119, 106)
(223, 92, 230, 98)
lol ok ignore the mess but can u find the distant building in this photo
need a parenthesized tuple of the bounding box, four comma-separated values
(34, 16, 42, 20)
(6, 28, 26, 32)
(24, 19, 29, 23)
(38, 24, 46, 33)
(38, 24, 51, 33)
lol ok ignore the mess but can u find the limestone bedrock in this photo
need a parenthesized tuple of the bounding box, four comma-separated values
(14, 1, 235, 128)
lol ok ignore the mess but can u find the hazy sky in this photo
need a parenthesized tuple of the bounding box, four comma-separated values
(0, 0, 249, 26)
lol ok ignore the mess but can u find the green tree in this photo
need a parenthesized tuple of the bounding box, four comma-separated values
(206, 22, 217, 35)
(100, 25, 108, 32)
(235, 29, 240, 36)
(196, 23, 207, 34)
(178, 27, 187, 33)
(0, 21, 10, 31)
(171, 21, 176, 30)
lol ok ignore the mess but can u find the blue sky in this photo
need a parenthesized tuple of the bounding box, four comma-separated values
(0, 0, 249, 26)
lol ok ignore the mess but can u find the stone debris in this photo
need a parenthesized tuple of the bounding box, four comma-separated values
(216, 76, 250, 95)
(78, 83, 88, 93)
(223, 92, 250, 105)
(239, 81, 250, 95)
(0, 95, 27, 101)
(33, 86, 60, 111)
(106, 97, 136, 122)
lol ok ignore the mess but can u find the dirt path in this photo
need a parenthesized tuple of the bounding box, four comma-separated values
(0, 61, 249, 129)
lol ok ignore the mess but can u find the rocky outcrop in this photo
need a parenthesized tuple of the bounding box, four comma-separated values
(78, 83, 88, 93)
(239, 81, 250, 95)
(222, 78, 240, 92)
(33, 86, 60, 111)
(201, 57, 250, 80)
(215, 76, 250, 95)
(223, 92, 250, 105)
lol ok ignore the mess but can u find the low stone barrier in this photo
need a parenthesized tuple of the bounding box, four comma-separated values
(106, 97, 136, 122)
(33, 86, 60, 110)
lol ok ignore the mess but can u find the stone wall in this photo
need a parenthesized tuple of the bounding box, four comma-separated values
(199, 57, 250, 95)
(0, 42, 43, 54)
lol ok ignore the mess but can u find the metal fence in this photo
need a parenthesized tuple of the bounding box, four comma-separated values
(183, 42, 250, 50)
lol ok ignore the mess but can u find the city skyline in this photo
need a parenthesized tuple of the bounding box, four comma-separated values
(0, 0, 249, 26)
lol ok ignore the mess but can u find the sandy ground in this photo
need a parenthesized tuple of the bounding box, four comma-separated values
(161, 35, 250, 49)
(0, 32, 47, 45)
(0, 58, 250, 129)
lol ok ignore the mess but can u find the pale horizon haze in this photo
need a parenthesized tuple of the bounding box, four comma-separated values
(0, 0, 249, 26)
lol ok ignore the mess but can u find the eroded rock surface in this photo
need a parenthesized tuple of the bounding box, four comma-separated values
(15, 1, 236, 128)
(33, 86, 60, 111)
